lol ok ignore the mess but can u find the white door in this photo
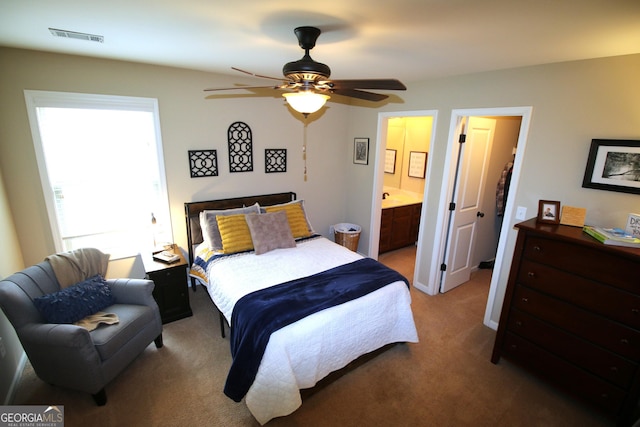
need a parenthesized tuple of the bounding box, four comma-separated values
(440, 116, 496, 293)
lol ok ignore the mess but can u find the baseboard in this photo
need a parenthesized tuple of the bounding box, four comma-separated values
(3, 351, 27, 405)
(485, 319, 499, 331)
(413, 280, 435, 296)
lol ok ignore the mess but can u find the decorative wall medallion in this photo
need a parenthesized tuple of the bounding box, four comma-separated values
(265, 149, 287, 173)
(188, 150, 218, 178)
(228, 121, 253, 172)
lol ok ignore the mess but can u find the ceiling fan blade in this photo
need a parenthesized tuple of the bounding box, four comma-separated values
(231, 67, 287, 82)
(327, 79, 406, 91)
(331, 88, 389, 102)
(204, 85, 279, 92)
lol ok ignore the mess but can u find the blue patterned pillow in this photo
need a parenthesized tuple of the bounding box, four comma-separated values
(34, 275, 115, 324)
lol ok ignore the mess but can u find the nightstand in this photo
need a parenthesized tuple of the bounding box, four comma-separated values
(141, 245, 192, 324)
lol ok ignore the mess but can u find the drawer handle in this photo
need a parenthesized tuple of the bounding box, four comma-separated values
(510, 344, 518, 350)
(609, 366, 619, 373)
(515, 321, 523, 327)
(632, 308, 640, 315)
(533, 245, 541, 252)
(620, 338, 630, 345)
(601, 393, 609, 400)
(521, 297, 529, 303)
(527, 271, 535, 278)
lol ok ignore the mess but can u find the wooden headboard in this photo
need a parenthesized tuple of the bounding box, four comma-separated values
(184, 191, 296, 265)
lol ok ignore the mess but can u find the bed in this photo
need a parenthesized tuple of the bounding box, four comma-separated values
(184, 192, 419, 424)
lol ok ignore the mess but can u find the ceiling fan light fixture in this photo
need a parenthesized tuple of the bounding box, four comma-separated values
(282, 92, 330, 115)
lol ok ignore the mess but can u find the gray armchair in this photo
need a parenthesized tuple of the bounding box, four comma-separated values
(0, 259, 163, 405)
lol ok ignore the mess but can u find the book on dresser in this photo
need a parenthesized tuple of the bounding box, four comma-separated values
(583, 225, 640, 248)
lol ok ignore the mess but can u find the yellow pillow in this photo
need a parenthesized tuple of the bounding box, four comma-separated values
(265, 202, 312, 239)
(216, 214, 253, 254)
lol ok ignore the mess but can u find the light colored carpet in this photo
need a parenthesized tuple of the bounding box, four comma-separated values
(13, 246, 613, 426)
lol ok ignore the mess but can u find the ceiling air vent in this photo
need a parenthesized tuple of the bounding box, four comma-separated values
(49, 28, 104, 43)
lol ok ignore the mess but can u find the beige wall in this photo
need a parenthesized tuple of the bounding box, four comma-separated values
(0, 170, 26, 403)
(383, 119, 404, 189)
(383, 117, 431, 195)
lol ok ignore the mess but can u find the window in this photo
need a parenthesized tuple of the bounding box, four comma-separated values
(24, 91, 171, 259)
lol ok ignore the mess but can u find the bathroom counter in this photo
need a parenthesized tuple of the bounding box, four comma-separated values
(381, 192, 423, 209)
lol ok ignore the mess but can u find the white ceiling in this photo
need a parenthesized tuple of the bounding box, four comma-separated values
(1, 0, 639, 85)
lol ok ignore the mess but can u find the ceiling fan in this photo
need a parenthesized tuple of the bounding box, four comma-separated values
(204, 26, 406, 116)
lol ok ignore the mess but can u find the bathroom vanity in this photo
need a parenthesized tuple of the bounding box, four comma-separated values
(379, 202, 421, 253)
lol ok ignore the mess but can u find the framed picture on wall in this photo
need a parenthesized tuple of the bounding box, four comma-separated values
(408, 151, 427, 178)
(384, 149, 397, 174)
(582, 139, 640, 195)
(353, 138, 369, 165)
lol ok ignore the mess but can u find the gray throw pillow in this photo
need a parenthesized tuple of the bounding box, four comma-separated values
(245, 210, 296, 255)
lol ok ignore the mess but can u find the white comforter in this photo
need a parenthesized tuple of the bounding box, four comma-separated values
(202, 237, 419, 424)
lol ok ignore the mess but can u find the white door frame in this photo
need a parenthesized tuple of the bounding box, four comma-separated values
(432, 107, 532, 329)
(368, 110, 438, 272)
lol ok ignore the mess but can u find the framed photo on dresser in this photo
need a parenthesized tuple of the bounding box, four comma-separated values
(537, 200, 561, 224)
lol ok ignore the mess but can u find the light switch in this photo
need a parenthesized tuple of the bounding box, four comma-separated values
(515, 206, 527, 220)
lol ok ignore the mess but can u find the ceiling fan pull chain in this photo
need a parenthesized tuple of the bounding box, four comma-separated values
(303, 120, 308, 181)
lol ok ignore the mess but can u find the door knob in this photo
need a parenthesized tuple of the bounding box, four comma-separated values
(477, 211, 485, 218)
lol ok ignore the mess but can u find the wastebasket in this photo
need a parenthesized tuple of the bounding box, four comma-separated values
(333, 223, 361, 252)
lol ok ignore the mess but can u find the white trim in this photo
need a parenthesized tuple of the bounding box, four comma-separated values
(25, 92, 64, 253)
(23, 90, 171, 257)
(482, 107, 533, 329)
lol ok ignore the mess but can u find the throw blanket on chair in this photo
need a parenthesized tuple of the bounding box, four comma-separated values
(46, 248, 110, 289)
(224, 257, 409, 402)
(74, 311, 120, 331)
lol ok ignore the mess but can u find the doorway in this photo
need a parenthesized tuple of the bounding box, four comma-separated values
(440, 115, 523, 293)
(368, 110, 438, 287)
(435, 107, 532, 330)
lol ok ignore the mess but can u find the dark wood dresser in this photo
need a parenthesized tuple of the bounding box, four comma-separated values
(491, 218, 640, 426)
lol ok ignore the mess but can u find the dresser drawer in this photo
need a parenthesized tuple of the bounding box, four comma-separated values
(503, 332, 626, 415)
(518, 259, 640, 329)
(507, 309, 637, 389)
(513, 285, 640, 360)
(523, 236, 638, 293)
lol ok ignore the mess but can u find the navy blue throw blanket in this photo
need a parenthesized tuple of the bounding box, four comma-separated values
(224, 257, 409, 402)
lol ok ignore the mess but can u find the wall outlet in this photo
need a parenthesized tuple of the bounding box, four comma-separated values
(515, 206, 527, 221)
(0, 337, 6, 359)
